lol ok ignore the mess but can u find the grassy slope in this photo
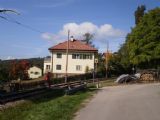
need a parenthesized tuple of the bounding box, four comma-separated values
(0, 89, 95, 120)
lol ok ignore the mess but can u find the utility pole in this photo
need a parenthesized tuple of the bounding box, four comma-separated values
(65, 30, 70, 83)
(105, 40, 109, 78)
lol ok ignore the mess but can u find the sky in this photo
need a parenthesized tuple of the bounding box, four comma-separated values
(0, 0, 159, 60)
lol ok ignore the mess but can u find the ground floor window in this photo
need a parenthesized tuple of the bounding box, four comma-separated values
(56, 65, 61, 70)
(46, 65, 50, 70)
(76, 65, 82, 71)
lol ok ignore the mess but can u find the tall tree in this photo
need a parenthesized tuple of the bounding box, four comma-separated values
(135, 5, 146, 25)
(83, 33, 94, 45)
(10, 60, 30, 80)
(127, 8, 160, 68)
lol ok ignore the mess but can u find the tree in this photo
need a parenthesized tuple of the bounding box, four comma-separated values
(9, 60, 30, 80)
(135, 5, 146, 24)
(83, 33, 94, 45)
(127, 8, 160, 68)
(0, 68, 10, 83)
(108, 6, 160, 75)
(96, 53, 106, 77)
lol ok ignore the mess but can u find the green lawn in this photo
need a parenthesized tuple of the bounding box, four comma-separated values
(0, 89, 96, 120)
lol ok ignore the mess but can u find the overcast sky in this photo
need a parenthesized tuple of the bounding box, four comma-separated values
(0, 0, 159, 60)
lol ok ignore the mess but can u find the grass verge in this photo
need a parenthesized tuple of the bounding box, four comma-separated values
(0, 88, 96, 120)
(100, 78, 117, 87)
(87, 78, 117, 88)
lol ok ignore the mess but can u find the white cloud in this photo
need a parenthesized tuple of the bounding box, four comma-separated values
(6, 56, 15, 60)
(41, 33, 55, 40)
(59, 22, 98, 38)
(41, 22, 127, 52)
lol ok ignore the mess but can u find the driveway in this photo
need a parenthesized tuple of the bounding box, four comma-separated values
(75, 83, 160, 120)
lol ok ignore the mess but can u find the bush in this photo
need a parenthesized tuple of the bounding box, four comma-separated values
(51, 72, 105, 84)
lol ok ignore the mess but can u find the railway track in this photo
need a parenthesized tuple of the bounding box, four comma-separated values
(0, 87, 47, 104)
(0, 78, 106, 104)
(0, 81, 86, 104)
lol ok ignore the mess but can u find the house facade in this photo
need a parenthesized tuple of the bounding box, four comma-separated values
(43, 57, 51, 73)
(44, 39, 98, 77)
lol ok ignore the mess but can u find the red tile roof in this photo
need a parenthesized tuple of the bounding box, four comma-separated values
(49, 40, 98, 52)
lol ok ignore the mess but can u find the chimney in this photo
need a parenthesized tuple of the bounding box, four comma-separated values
(70, 36, 74, 41)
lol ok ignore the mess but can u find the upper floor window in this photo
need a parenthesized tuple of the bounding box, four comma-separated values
(72, 54, 76, 59)
(56, 65, 61, 70)
(72, 54, 93, 60)
(57, 53, 62, 58)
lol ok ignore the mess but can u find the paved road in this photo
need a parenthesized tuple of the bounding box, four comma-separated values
(75, 83, 160, 120)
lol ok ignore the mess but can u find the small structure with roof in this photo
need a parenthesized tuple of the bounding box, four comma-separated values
(28, 66, 42, 79)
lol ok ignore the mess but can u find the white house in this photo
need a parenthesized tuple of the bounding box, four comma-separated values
(44, 39, 98, 78)
(28, 66, 42, 79)
(43, 57, 52, 74)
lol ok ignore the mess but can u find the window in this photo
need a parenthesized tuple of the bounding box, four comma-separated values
(86, 54, 90, 59)
(83, 54, 86, 59)
(46, 65, 50, 70)
(90, 54, 93, 59)
(76, 65, 82, 71)
(35, 72, 39, 75)
(30, 71, 33, 74)
(56, 65, 61, 70)
(57, 53, 62, 58)
(72, 54, 76, 59)
(72, 53, 93, 60)
(80, 54, 83, 59)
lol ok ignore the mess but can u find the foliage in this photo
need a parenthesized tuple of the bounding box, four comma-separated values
(9, 60, 30, 80)
(127, 8, 160, 68)
(83, 32, 94, 45)
(0, 68, 10, 83)
(96, 53, 106, 77)
(108, 53, 132, 75)
(108, 7, 160, 74)
(135, 5, 146, 24)
(85, 66, 90, 73)
(51, 73, 93, 84)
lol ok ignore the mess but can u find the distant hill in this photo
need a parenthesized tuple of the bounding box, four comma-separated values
(0, 57, 44, 70)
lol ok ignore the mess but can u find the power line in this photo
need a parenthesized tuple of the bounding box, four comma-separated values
(0, 9, 20, 15)
(0, 12, 44, 33)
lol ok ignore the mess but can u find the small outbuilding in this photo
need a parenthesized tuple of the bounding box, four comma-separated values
(28, 66, 42, 79)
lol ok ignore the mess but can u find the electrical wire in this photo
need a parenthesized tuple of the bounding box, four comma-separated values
(0, 13, 44, 33)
